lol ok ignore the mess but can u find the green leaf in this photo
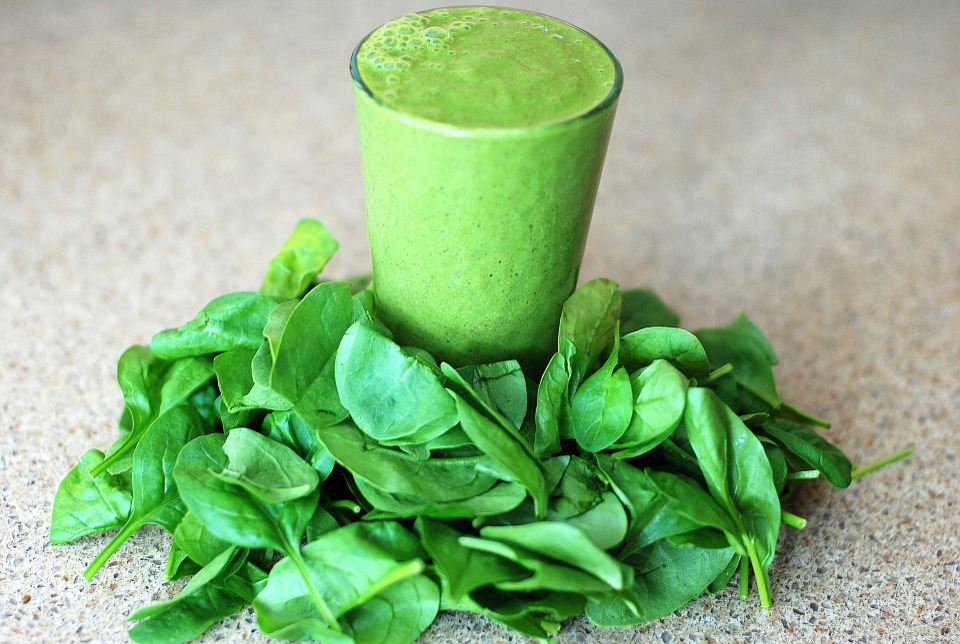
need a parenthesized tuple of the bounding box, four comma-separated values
(128, 547, 247, 644)
(586, 540, 735, 627)
(449, 391, 549, 520)
(612, 359, 689, 457)
(316, 421, 499, 503)
(357, 477, 526, 520)
(174, 433, 318, 552)
(761, 418, 852, 488)
(215, 427, 321, 504)
(260, 218, 339, 300)
(84, 405, 210, 580)
(695, 317, 781, 408)
(336, 322, 458, 443)
(342, 574, 440, 644)
(559, 278, 622, 384)
(150, 292, 277, 359)
(50, 449, 132, 544)
(619, 288, 682, 334)
(684, 387, 781, 607)
(570, 335, 633, 452)
(417, 518, 530, 600)
(480, 522, 632, 591)
(533, 341, 575, 459)
(253, 522, 437, 643)
(171, 510, 232, 568)
(456, 360, 528, 430)
(270, 282, 365, 427)
(620, 326, 710, 378)
(263, 410, 336, 479)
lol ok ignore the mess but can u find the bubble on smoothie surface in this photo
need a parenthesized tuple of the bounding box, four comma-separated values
(355, 7, 618, 128)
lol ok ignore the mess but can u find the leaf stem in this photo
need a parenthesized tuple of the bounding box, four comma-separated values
(852, 444, 914, 480)
(743, 539, 772, 608)
(703, 363, 734, 384)
(84, 517, 143, 580)
(786, 469, 820, 481)
(738, 556, 749, 599)
(781, 511, 807, 530)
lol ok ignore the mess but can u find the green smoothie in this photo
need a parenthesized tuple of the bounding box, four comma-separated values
(352, 6, 621, 368)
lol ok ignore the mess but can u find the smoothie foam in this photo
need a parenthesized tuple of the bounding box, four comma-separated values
(354, 7, 617, 128)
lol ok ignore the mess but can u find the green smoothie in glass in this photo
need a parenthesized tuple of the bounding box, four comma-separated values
(351, 6, 621, 369)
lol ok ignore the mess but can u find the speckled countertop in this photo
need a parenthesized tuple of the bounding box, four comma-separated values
(2, 1, 957, 642)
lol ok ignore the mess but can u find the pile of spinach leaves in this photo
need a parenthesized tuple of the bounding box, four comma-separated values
(51, 218, 901, 643)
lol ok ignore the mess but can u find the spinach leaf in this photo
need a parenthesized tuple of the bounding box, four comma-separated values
(461, 587, 585, 640)
(150, 292, 277, 359)
(269, 281, 365, 428)
(316, 421, 499, 503)
(252, 522, 438, 643)
(263, 410, 336, 478)
(171, 510, 232, 568)
(173, 430, 318, 552)
(479, 522, 632, 591)
(357, 477, 526, 520)
(619, 288, 682, 333)
(128, 546, 248, 644)
(612, 359, 688, 458)
(84, 405, 210, 580)
(260, 218, 340, 301)
(456, 360, 527, 430)
(684, 387, 781, 607)
(448, 391, 549, 519)
(695, 316, 781, 408)
(336, 322, 458, 443)
(50, 449, 132, 544)
(620, 326, 710, 378)
(533, 341, 575, 458)
(761, 418, 852, 488)
(586, 540, 735, 627)
(570, 333, 633, 452)
(558, 278, 622, 385)
(94, 349, 215, 476)
(417, 518, 530, 600)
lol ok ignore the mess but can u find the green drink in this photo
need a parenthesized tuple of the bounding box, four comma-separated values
(352, 6, 621, 368)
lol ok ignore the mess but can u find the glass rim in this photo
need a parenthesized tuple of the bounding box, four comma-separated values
(349, 6, 623, 136)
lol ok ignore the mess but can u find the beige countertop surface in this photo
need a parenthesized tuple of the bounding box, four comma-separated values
(2, 1, 958, 642)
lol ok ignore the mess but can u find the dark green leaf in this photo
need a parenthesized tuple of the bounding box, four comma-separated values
(479, 522, 632, 591)
(695, 319, 781, 408)
(761, 418, 852, 488)
(253, 522, 436, 642)
(128, 547, 247, 644)
(449, 391, 549, 520)
(533, 341, 575, 458)
(456, 360, 528, 430)
(586, 540, 734, 626)
(684, 387, 781, 606)
(174, 432, 318, 552)
(619, 288, 682, 333)
(613, 359, 688, 457)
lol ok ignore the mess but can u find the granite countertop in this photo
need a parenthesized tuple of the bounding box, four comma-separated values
(2, 1, 957, 641)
